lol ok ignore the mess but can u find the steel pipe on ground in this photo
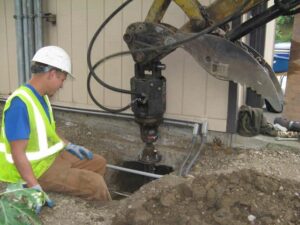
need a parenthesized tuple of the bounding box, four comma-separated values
(107, 164, 163, 179)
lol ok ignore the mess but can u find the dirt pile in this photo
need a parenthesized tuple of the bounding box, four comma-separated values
(111, 169, 300, 225)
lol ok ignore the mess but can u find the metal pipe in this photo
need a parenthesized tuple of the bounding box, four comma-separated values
(112, 191, 130, 197)
(179, 123, 200, 176)
(183, 136, 206, 175)
(0, 97, 207, 129)
(26, 0, 35, 71)
(50, 104, 203, 128)
(179, 121, 208, 176)
(183, 121, 208, 175)
(179, 135, 197, 176)
(52, 104, 134, 120)
(56, 106, 206, 129)
(22, 0, 30, 82)
(14, 0, 25, 85)
(34, 0, 43, 50)
(107, 164, 163, 179)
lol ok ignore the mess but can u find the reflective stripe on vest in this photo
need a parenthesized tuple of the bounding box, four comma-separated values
(0, 90, 63, 163)
(0, 143, 4, 153)
(0, 142, 64, 163)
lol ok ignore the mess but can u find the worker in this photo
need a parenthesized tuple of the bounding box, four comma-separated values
(0, 46, 111, 212)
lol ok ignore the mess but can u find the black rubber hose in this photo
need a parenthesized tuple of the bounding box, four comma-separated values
(87, 0, 136, 95)
(87, 59, 134, 113)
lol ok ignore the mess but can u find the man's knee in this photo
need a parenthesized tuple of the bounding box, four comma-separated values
(95, 154, 107, 165)
(86, 173, 110, 201)
(93, 154, 107, 175)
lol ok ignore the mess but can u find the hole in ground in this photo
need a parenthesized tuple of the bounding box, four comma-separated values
(110, 161, 173, 199)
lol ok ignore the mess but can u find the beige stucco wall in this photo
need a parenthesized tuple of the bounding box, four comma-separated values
(0, 0, 18, 95)
(0, 0, 275, 132)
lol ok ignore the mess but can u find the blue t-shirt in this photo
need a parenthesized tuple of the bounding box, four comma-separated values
(4, 84, 50, 141)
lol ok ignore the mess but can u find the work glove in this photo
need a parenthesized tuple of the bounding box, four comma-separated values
(65, 143, 93, 160)
(23, 184, 54, 214)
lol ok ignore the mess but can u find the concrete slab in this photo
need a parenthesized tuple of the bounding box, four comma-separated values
(232, 133, 300, 152)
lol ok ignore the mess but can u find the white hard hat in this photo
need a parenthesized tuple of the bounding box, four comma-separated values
(32, 46, 73, 77)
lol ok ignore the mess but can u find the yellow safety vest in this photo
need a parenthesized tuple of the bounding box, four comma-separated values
(0, 86, 65, 183)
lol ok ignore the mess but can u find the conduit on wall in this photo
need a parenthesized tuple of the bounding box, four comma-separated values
(14, 0, 43, 85)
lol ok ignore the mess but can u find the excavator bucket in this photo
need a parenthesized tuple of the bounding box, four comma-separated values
(176, 33, 284, 112)
(124, 22, 284, 112)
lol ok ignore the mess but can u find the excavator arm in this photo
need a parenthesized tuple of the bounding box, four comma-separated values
(145, 0, 267, 31)
(122, 0, 299, 164)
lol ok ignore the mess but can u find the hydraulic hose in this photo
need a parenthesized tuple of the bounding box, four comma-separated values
(87, 0, 139, 113)
(87, 0, 135, 95)
(87, 53, 138, 113)
(87, 59, 134, 113)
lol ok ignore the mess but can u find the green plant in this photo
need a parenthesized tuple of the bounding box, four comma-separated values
(0, 183, 46, 225)
(275, 15, 294, 42)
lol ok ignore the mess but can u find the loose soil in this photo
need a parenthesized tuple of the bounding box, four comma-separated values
(39, 143, 300, 225)
(0, 108, 300, 225)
